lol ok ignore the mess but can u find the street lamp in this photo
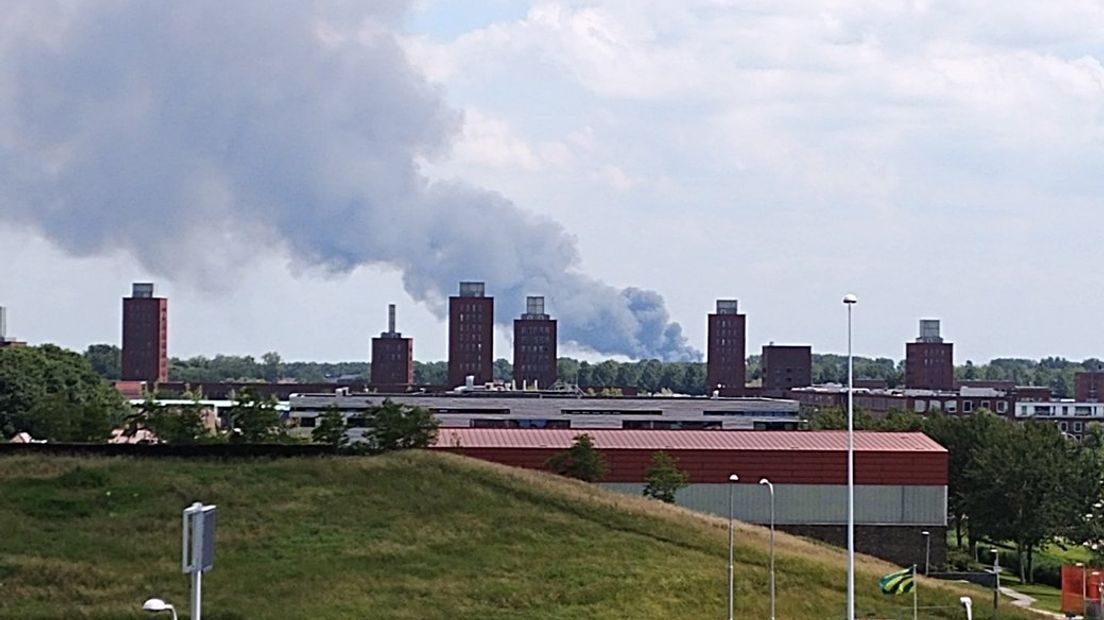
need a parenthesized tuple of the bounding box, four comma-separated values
(728, 473, 739, 620)
(759, 478, 776, 620)
(1094, 570, 1102, 618)
(921, 530, 931, 575)
(959, 596, 973, 620)
(992, 549, 1001, 611)
(142, 598, 178, 620)
(843, 293, 858, 620)
(1077, 562, 1086, 617)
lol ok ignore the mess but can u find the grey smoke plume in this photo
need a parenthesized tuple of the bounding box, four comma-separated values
(0, 1, 698, 361)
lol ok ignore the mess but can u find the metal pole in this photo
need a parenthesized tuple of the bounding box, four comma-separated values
(1079, 564, 1086, 618)
(912, 564, 918, 620)
(768, 482, 776, 620)
(191, 570, 202, 620)
(993, 550, 1000, 612)
(191, 507, 204, 620)
(923, 531, 931, 576)
(728, 475, 736, 620)
(846, 297, 856, 620)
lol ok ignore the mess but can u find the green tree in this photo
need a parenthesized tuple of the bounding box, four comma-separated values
(642, 451, 689, 503)
(638, 360, 663, 393)
(615, 363, 641, 389)
(545, 434, 608, 482)
(493, 358, 513, 383)
(228, 389, 287, 443)
(0, 345, 125, 439)
(682, 363, 707, 395)
(658, 363, 686, 393)
(83, 344, 121, 380)
(591, 360, 618, 387)
(134, 397, 208, 444)
(312, 405, 348, 446)
(261, 351, 284, 383)
(921, 411, 1003, 551)
(876, 409, 924, 431)
(965, 420, 1100, 583)
(805, 407, 874, 430)
(17, 393, 112, 442)
(366, 400, 438, 452)
(556, 358, 580, 386)
(414, 361, 447, 386)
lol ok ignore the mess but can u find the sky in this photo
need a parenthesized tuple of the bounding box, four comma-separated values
(0, 1, 1102, 364)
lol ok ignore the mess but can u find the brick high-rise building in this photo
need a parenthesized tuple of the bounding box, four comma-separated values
(371, 304, 414, 388)
(905, 319, 954, 391)
(762, 345, 813, 392)
(121, 282, 168, 383)
(448, 281, 494, 388)
(1076, 372, 1104, 402)
(513, 296, 557, 389)
(706, 299, 746, 395)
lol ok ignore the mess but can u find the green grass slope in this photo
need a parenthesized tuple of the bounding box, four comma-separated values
(0, 452, 1029, 619)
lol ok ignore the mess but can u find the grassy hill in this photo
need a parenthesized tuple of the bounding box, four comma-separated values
(0, 451, 1031, 619)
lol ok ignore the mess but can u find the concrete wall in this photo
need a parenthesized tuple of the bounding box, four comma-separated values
(780, 525, 947, 570)
(599, 482, 947, 567)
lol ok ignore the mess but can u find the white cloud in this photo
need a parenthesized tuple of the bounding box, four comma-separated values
(4, 1, 1104, 361)
(402, 0, 1104, 360)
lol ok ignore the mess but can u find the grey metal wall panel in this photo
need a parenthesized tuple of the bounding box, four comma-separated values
(600, 483, 947, 526)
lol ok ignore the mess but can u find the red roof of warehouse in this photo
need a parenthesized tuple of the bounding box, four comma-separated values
(433, 429, 945, 452)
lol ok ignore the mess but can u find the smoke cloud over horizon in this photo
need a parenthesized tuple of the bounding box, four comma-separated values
(0, 1, 698, 361)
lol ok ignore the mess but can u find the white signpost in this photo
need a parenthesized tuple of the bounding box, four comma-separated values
(182, 502, 217, 620)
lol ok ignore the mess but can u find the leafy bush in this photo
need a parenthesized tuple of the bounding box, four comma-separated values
(545, 434, 608, 482)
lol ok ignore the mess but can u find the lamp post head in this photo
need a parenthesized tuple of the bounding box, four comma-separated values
(843, 294, 858, 305)
(921, 530, 930, 536)
(728, 474, 739, 482)
(758, 478, 771, 487)
(143, 599, 171, 612)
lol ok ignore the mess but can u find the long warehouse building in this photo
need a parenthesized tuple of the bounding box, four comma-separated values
(288, 391, 801, 435)
(432, 429, 947, 567)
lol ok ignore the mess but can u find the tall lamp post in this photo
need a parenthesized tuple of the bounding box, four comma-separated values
(921, 530, 931, 575)
(759, 478, 776, 620)
(728, 473, 739, 620)
(1094, 571, 1102, 618)
(843, 293, 858, 620)
(1076, 562, 1086, 617)
(992, 549, 1001, 611)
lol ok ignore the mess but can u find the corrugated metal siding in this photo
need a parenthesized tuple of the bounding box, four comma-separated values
(600, 483, 948, 526)
(438, 446, 948, 485)
(434, 429, 945, 452)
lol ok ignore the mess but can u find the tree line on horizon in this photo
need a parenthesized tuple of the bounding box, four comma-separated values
(83, 343, 1103, 397)
(789, 407, 1104, 586)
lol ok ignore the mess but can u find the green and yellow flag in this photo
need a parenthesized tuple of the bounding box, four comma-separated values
(879, 566, 916, 595)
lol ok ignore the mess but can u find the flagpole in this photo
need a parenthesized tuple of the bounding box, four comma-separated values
(912, 565, 918, 620)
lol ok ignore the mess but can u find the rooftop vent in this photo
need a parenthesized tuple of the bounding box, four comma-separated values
(459, 281, 485, 298)
(132, 282, 155, 298)
(917, 319, 943, 343)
